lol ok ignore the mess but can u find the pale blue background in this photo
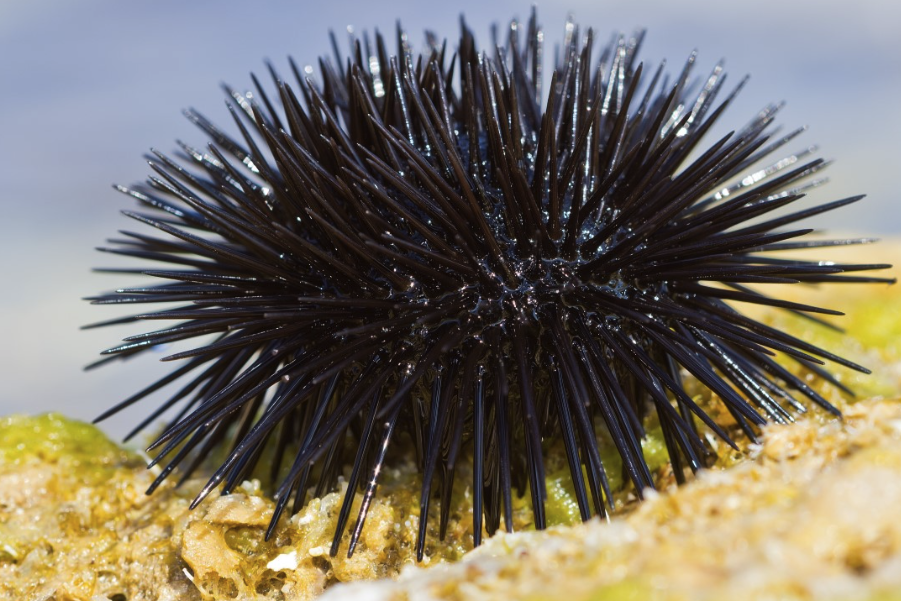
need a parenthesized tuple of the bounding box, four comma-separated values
(1, 0, 898, 440)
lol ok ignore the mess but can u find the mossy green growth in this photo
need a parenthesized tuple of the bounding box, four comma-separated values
(865, 591, 901, 601)
(836, 288, 901, 357)
(524, 578, 673, 601)
(541, 423, 673, 527)
(640, 421, 671, 475)
(0, 413, 142, 484)
(582, 580, 673, 601)
(753, 281, 901, 400)
(543, 474, 584, 526)
(782, 306, 900, 399)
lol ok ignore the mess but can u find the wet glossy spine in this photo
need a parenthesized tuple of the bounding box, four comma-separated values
(87, 10, 893, 560)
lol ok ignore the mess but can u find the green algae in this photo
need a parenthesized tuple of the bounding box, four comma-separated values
(753, 282, 901, 401)
(0, 413, 142, 484)
(640, 421, 672, 475)
(543, 474, 584, 526)
(583, 580, 673, 601)
(522, 576, 677, 601)
(775, 305, 901, 399)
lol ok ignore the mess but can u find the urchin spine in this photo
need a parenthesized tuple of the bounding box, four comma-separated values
(88, 9, 894, 560)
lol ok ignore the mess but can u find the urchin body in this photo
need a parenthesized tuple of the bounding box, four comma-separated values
(89, 10, 893, 560)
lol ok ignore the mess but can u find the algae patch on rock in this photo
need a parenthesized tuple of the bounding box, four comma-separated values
(0, 414, 196, 600)
(0, 414, 536, 600)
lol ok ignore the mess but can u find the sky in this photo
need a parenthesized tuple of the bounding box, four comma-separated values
(0, 0, 899, 441)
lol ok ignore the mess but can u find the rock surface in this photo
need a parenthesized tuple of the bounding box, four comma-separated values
(321, 398, 901, 601)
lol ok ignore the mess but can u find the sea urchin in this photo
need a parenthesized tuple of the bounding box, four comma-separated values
(87, 10, 894, 560)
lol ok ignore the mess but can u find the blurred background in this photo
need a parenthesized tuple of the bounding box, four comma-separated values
(1, 0, 898, 441)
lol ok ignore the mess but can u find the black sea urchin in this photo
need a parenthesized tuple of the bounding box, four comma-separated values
(88, 10, 893, 560)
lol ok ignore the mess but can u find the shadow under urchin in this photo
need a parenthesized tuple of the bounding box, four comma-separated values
(86, 9, 894, 561)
